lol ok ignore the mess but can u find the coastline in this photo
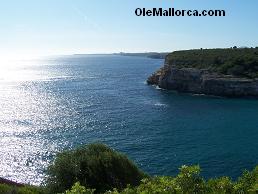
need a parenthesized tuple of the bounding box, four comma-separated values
(147, 48, 258, 97)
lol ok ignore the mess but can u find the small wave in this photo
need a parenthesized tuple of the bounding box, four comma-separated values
(191, 93, 224, 99)
(154, 85, 167, 91)
(154, 103, 167, 107)
(45, 76, 75, 81)
(192, 93, 206, 96)
(36, 75, 99, 82)
(155, 85, 163, 90)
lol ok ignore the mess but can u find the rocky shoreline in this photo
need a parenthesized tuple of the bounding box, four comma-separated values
(0, 177, 24, 187)
(147, 58, 258, 97)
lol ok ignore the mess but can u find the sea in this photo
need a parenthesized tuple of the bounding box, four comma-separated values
(0, 55, 257, 185)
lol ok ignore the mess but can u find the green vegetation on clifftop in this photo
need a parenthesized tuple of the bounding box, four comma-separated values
(166, 47, 258, 78)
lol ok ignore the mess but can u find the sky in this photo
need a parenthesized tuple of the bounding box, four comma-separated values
(0, 0, 257, 59)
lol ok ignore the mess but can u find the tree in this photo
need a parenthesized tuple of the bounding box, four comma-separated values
(45, 143, 146, 194)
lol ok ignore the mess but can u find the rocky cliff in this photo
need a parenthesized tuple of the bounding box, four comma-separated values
(147, 49, 258, 97)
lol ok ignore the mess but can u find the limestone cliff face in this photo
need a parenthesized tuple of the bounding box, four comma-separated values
(147, 60, 258, 97)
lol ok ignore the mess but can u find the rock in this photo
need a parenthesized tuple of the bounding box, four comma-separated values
(147, 64, 258, 97)
(0, 177, 24, 187)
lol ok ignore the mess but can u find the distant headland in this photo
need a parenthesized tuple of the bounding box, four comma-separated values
(114, 52, 169, 59)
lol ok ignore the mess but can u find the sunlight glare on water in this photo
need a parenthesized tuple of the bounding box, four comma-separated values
(0, 59, 40, 83)
(0, 58, 70, 184)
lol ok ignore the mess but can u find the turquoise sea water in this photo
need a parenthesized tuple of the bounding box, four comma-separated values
(0, 55, 258, 185)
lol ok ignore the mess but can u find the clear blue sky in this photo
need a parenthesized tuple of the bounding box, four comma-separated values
(0, 0, 257, 58)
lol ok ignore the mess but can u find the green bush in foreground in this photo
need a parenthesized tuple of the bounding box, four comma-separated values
(104, 165, 258, 194)
(63, 182, 94, 194)
(45, 143, 146, 194)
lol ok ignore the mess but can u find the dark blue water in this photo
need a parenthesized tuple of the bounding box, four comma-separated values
(0, 55, 257, 184)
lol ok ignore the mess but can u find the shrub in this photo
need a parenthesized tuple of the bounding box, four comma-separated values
(105, 177, 177, 194)
(207, 177, 234, 193)
(63, 182, 95, 194)
(45, 143, 146, 193)
(105, 165, 258, 194)
(175, 165, 206, 193)
(0, 184, 15, 194)
(0, 184, 45, 194)
(17, 185, 46, 194)
(234, 166, 258, 193)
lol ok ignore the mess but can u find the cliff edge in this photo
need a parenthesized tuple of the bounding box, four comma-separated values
(147, 48, 258, 97)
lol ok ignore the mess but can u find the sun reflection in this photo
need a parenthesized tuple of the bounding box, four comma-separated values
(0, 58, 40, 82)
(0, 53, 46, 81)
(0, 58, 77, 184)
